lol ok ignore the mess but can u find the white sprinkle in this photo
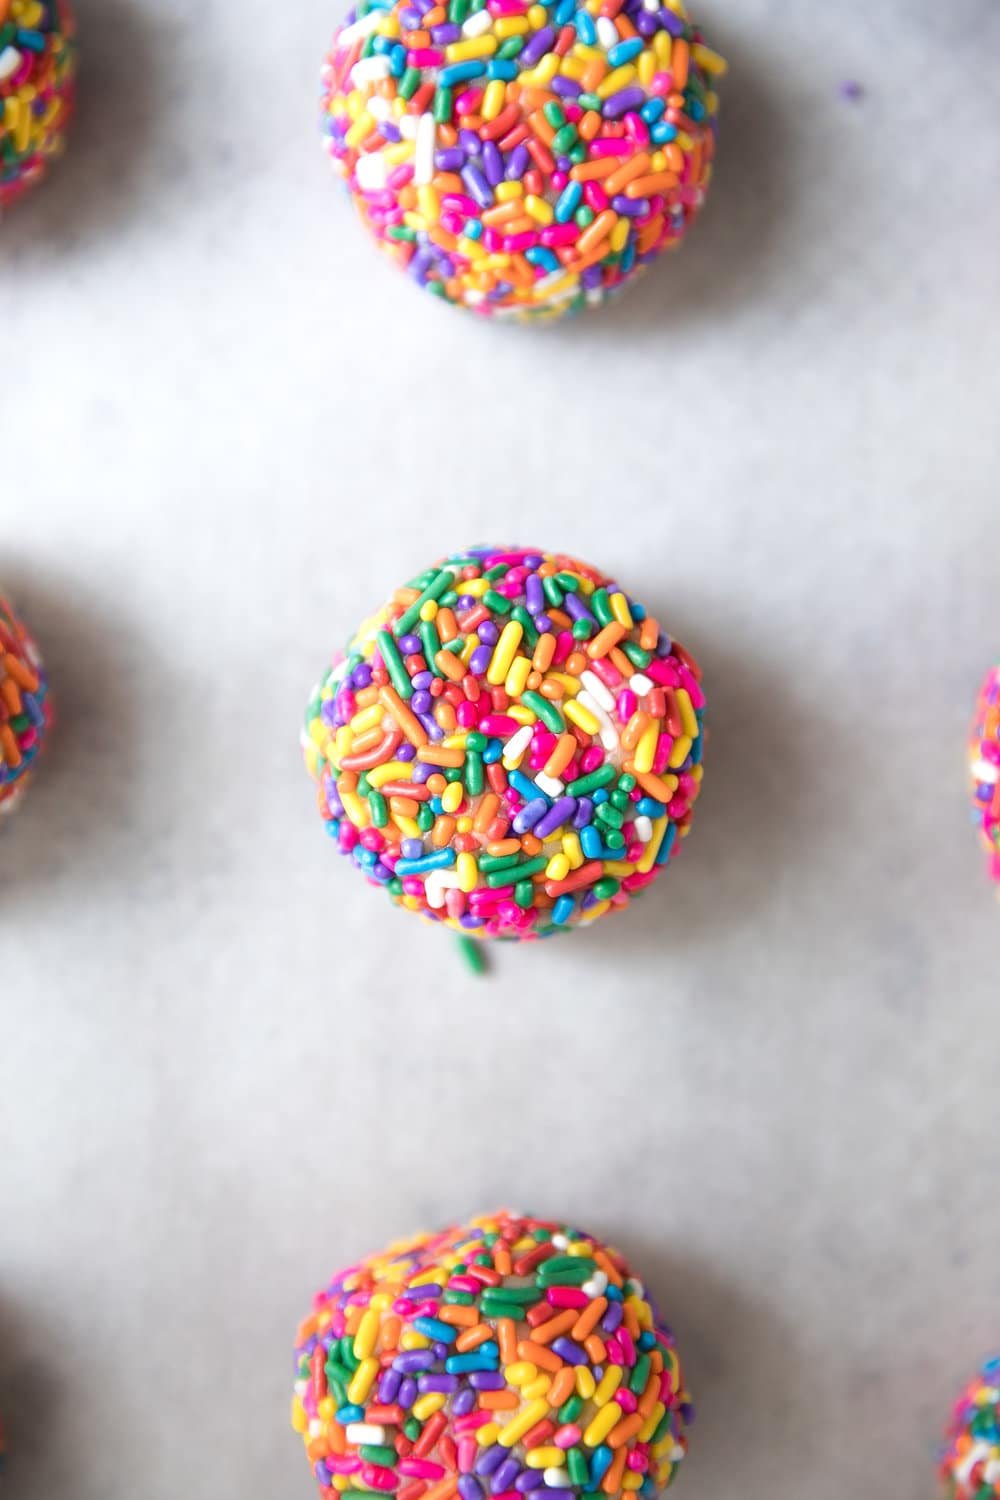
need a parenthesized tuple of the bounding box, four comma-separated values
(544, 1470, 572, 1488)
(596, 15, 618, 48)
(355, 151, 388, 191)
(336, 9, 388, 46)
(581, 1271, 608, 1298)
(634, 815, 653, 842)
(0, 46, 21, 81)
(580, 669, 614, 712)
(462, 8, 494, 35)
(503, 725, 534, 768)
(414, 112, 436, 185)
(630, 672, 653, 695)
(294, 1379, 309, 1397)
(399, 113, 420, 139)
(346, 1424, 388, 1445)
(368, 95, 394, 120)
(534, 771, 565, 799)
(642, 0, 660, 11)
(972, 758, 1000, 785)
(350, 54, 393, 85)
(551, 1233, 570, 1250)
(309, 1418, 324, 1438)
(424, 870, 461, 909)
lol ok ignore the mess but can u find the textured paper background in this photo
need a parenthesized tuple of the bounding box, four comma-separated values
(3, 2, 1000, 1497)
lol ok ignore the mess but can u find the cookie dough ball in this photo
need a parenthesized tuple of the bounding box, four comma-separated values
(970, 667, 1000, 886)
(940, 1357, 1000, 1498)
(0, 0, 77, 209)
(0, 592, 52, 814)
(303, 546, 705, 939)
(319, 0, 724, 319)
(292, 1211, 692, 1500)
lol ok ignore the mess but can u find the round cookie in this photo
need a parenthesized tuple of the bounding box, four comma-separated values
(969, 667, 1000, 886)
(319, 0, 724, 319)
(303, 546, 705, 940)
(0, 593, 52, 814)
(940, 1357, 1000, 1498)
(292, 1210, 692, 1500)
(0, 0, 77, 210)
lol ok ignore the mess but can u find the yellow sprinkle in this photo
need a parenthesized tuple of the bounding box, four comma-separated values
(522, 53, 559, 86)
(392, 814, 421, 840)
(333, 1476, 350, 1492)
(564, 698, 600, 736)
(400, 1331, 432, 1350)
(413, 1393, 447, 1420)
(498, 1399, 551, 1448)
(596, 64, 636, 98)
(417, 184, 441, 222)
(593, 1366, 622, 1407)
(562, 832, 584, 869)
(608, 591, 633, 629)
(575, 1367, 596, 1401)
(291, 1397, 307, 1433)
(652, 32, 672, 67)
(545, 671, 581, 697)
(522, 1375, 551, 1401)
(692, 41, 727, 74)
(622, 1474, 643, 1491)
(349, 703, 385, 736)
(637, 817, 668, 874)
(348, 1357, 379, 1405)
(481, 78, 508, 117)
(610, 217, 629, 253)
(493, 16, 529, 36)
(524, 193, 553, 225)
(495, 180, 525, 202)
(461, 578, 489, 597)
(675, 688, 699, 738)
(668, 734, 693, 769)
(446, 35, 497, 60)
(526, 3, 547, 24)
(636, 48, 654, 87)
(633, 720, 659, 775)
(458, 236, 487, 260)
(367, 760, 414, 788)
(353, 1308, 380, 1360)
(505, 1362, 538, 1386)
(476, 1423, 501, 1447)
(457, 852, 478, 893)
(525, 1449, 564, 1469)
(545, 852, 570, 881)
(442, 780, 463, 814)
(583, 1401, 622, 1446)
(345, 114, 375, 149)
(639, 1402, 666, 1444)
(505, 655, 532, 698)
(487, 621, 524, 686)
(558, 56, 587, 80)
(341, 792, 370, 830)
(419, 599, 439, 621)
(507, 704, 535, 726)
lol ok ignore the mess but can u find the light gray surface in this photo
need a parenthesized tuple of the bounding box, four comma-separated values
(2, 1, 1000, 1496)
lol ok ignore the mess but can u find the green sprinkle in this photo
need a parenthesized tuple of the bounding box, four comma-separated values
(552, 124, 578, 154)
(419, 617, 442, 669)
(555, 571, 580, 592)
(591, 876, 620, 901)
(543, 101, 565, 127)
(567, 764, 616, 797)
(521, 690, 564, 733)
(483, 588, 513, 615)
(514, 879, 534, 908)
(368, 790, 388, 827)
(465, 751, 484, 797)
(558, 1395, 584, 1425)
(568, 1449, 589, 1488)
(360, 1447, 397, 1468)
(399, 66, 421, 99)
(591, 588, 614, 626)
(376, 628, 413, 700)
(629, 1354, 651, 1395)
(621, 641, 652, 669)
(434, 85, 454, 122)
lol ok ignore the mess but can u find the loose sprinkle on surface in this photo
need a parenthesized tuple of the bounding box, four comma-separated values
(292, 1211, 692, 1500)
(969, 667, 1000, 887)
(303, 546, 705, 940)
(0, 592, 51, 814)
(319, 0, 724, 319)
(0, 0, 76, 210)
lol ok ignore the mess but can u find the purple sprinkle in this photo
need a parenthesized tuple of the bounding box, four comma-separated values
(550, 75, 582, 98)
(394, 1351, 434, 1374)
(397, 743, 416, 762)
(839, 79, 864, 101)
(551, 1336, 588, 1366)
(453, 1388, 477, 1416)
(602, 1300, 624, 1334)
(492, 1459, 522, 1493)
(534, 796, 577, 839)
(459, 1479, 484, 1500)
(513, 797, 549, 835)
(419, 1373, 459, 1394)
(459, 128, 482, 156)
(469, 1372, 506, 1390)
(469, 643, 493, 675)
(476, 1446, 506, 1478)
(462, 163, 494, 208)
(515, 1474, 546, 1493)
(379, 1369, 401, 1403)
(436, 147, 467, 171)
(564, 592, 596, 625)
(398, 1376, 418, 1409)
(506, 143, 530, 179)
(431, 21, 461, 41)
(477, 619, 499, 646)
(574, 796, 594, 829)
(603, 85, 646, 119)
(482, 140, 505, 185)
(519, 24, 555, 65)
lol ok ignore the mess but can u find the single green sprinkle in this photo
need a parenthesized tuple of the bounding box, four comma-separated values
(376, 628, 413, 700)
(567, 764, 616, 797)
(434, 85, 454, 123)
(521, 690, 564, 733)
(483, 588, 513, 615)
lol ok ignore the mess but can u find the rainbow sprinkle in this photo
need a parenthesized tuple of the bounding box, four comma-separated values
(969, 667, 1000, 886)
(940, 1358, 1000, 1498)
(0, 592, 51, 814)
(319, 0, 724, 319)
(303, 546, 705, 940)
(0, 0, 76, 210)
(292, 1211, 692, 1500)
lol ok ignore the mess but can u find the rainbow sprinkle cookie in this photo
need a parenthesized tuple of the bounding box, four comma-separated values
(940, 1357, 1000, 1498)
(970, 668, 1000, 886)
(0, 0, 76, 210)
(320, 0, 724, 319)
(0, 593, 52, 814)
(292, 1211, 692, 1500)
(303, 546, 705, 940)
